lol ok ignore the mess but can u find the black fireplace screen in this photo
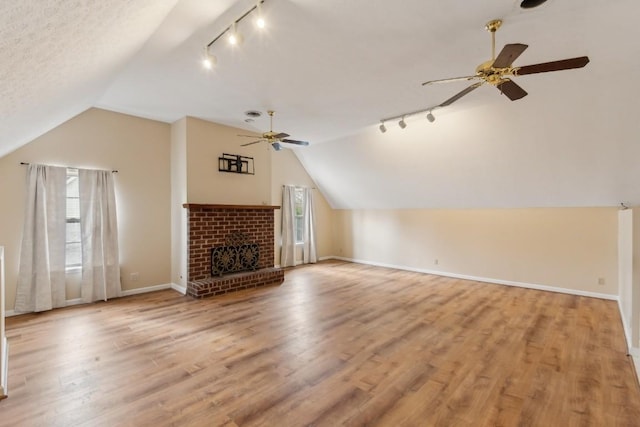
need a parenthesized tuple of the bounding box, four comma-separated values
(211, 232, 260, 276)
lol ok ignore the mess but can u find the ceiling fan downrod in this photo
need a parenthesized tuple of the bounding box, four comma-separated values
(485, 19, 502, 61)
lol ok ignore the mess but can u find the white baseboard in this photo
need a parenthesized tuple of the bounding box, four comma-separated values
(328, 256, 618, 301)
(121, 283, 172, 296)
(618, 299, 634, 352)
(170, 283, 186, 295)
(632, 351, 640, 385)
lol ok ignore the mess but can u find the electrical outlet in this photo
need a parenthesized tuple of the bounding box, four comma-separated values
(598, 277, 605, 286)
(434, 259, 439, 265)
(131, 272, 140, 282)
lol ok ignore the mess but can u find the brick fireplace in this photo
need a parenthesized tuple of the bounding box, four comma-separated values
(183, 204, 284, 298)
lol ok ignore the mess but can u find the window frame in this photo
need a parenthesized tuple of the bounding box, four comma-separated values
(294, 187, 304, 245)
(65, 168, 82, 272)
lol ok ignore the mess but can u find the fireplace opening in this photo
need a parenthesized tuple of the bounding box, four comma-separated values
(211, 231, 260, 276)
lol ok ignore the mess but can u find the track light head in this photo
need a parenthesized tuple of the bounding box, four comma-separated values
(255, 2, 266, 28)
(228, 23, 243, 45)
(426, 111, 435, 123)
(379, 122, 387, 133)
(202, 47, 216, 69)
(399, 118, 407, 129)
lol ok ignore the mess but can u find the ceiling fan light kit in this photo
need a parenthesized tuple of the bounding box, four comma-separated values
(202, 1, 266, 69)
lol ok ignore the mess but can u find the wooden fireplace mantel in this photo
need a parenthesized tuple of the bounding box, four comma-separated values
(183, 203, 280, 210)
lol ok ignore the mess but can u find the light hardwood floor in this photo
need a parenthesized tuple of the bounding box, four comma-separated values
(2, 260, 639, 426)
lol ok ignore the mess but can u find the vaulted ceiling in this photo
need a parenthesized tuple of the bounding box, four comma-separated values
(2, 0, 639, 208)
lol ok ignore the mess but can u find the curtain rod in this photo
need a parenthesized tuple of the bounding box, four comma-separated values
(20, 162, 118, 173)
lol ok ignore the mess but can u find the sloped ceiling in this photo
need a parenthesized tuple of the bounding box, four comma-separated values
(2, 0, 640, 208)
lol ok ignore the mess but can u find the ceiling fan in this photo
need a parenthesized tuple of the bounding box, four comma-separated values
(422, 19, 590, 106)
(239, 110, 309, 151)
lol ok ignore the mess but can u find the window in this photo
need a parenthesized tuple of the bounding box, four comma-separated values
(65, 169, 81, 269)
(294, 188, 304, 243)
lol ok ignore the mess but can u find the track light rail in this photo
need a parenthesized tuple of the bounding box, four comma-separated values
(378, 104, 441, 133)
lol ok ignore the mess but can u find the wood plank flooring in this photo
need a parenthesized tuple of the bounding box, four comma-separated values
(2, 260, 639, 426)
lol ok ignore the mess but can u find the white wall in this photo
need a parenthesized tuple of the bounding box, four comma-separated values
(171, 117, 188, 289)
(618, 208, 640, 357)
(0, 246, 6, 397)
(619, 209, 634, 346)
(632, 210, 640, 349)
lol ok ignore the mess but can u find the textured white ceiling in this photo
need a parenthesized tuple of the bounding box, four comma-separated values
(0, 0, 180, 154)
(2, 0, 640, 208)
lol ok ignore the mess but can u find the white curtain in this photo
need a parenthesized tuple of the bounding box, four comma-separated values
(79, 169, 121, 303)
(281, 185, 296, 267)
(280, 185, 317, 267)
(15, 165, 67, 312)
(301, 187, 317, 264)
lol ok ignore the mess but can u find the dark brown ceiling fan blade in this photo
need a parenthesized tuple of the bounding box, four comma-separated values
(496, 79, 528, 101)
(438, 82, 484, 107)
(271, 142, 283, 151)
(238, 134, 262, 138)
(272, 132, 290, 139)
(516, 56, 590, 75)
(240, 140, 264, 147)
(280, 139, 310, 146)
(492, 43, 528, 68)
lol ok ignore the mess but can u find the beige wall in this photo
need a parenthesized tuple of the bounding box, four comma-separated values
(185, 117, 272, 205)
(270, 149, 336, 265)
(0, 108, 171, 310)
(334, 207, 618, 295)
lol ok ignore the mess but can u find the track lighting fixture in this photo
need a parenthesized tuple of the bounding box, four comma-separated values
(426, 111, 435, 123)
(202, 1, 266, 70)
(379, 104, 440, 132)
